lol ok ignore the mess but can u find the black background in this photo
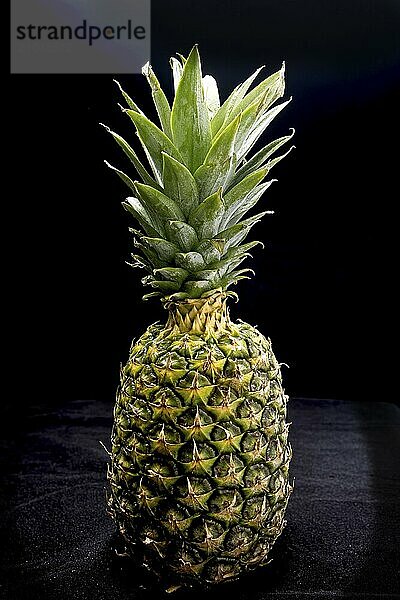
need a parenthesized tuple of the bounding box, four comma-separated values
(9, 0, 399, 408)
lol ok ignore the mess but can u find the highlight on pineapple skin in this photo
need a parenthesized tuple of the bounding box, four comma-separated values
(104, 45, 294, 589)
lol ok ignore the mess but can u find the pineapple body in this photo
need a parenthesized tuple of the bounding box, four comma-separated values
(104, 45, 295, 588)
(109, 292, 292, 587)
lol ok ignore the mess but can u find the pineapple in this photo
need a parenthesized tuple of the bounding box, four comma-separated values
(104, 45, 294, 589)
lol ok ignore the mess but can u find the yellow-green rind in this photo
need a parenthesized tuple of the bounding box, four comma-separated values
(108, 294, 292, 588)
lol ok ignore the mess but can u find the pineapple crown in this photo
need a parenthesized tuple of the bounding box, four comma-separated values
(103, 45, 294, 301)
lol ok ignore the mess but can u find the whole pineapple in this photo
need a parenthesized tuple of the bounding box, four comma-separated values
(104, 46, 294, 590)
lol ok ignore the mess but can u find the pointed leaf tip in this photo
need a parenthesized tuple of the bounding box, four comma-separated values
(142, 61, 172, 137)
(113, 80, 143, 113)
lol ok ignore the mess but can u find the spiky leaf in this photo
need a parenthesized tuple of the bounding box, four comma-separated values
(238, 98, 292, 161)
(114, 80, 143, 113)
(175, 252, 206, 272)
(196, 240, 222, 265)
(141, 237, 179, 262)
(225, 181, 275, 228)
(183, 279, 214, 296)
(165, 220, 198, 252)
(171, 46, 212, 172)
(105, 161, 136, 193)
(122, 197, 161, 237)
(231, 130, 295, 187)
(194, 114, 240, 199)
(189, 189, 225, 241)
(142, 62, 173, 139)
(127, 254, 152, 272)
(207, 241, 262, 276)
(220, 268, 254, 289)
(203, 75, 220, 120)
(233, 96, 269, 160)
(135, 183, 185, 235)
(150, 279, 181, 293)
(154, 267, 188, 284)
(264, 145, 295, 172)
(233, 64, 285, 121)
(211, 66, 264, 136)
(101, 125, 161, 189)
(170, 57, 183, 93)
(162, 153, 199, 217)
(126, 111, 183, 183)
(218, 212, 267, 251)
(222, 168, 268, 227)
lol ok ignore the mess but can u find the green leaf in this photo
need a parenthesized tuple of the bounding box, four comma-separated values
(165, 220, 198, 252)
(114, 79, 143, 113)
(264, 144, 295, 171)
(142, 62, 173, 139)
(122, 197, 161, 237)
(175, 252, 206, 272)
(231, 130, 295, 187)
(154, 267, 188, 284)
(225, 181, 275, 228)
(170, 56, 184, 93)
(196, 240, 222, 264)
(203, 75, 220, 120)
(194, 114, 240, 199)
(183, 279, 214, 297)
(238, 98, 292, 161)
(126, 110, 183, 184)
(162, 153, 199, 218)
(233, 96, 268, 161)
(207, 241, 261, 277)
(150, 280, 181, 293)
(211, 66, 264, 136)
(171, 45, 212, 172)
(141, 274, 154, 286)
(210, 239, 226, 253)
(217, 212, 267, 251)
(220, 268, 254, 289)
(229, 240, 263, 256)
(143, 291, 162, 301)
(176, 53, 187, 65)
(127, 254, 152, 272)
(191, 268, 219, 283)
(233, 63, 285, 122)
(215, 252, 250, 277)
(141, 237, 179, 262)
(131, 236, 165, 269)
(188, 189, 225, 240)
(101, 124, 161, 189)
(135, 183, 185, 235)
(104, 160, 136, 193)
(222, 168, 268, 226)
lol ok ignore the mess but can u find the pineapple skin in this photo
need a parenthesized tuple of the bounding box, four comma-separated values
(108, 291, 292, 588)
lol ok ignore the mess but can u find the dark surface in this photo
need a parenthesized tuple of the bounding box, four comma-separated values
(1, 398, 399, 599)
(9, 0, 400, 405)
